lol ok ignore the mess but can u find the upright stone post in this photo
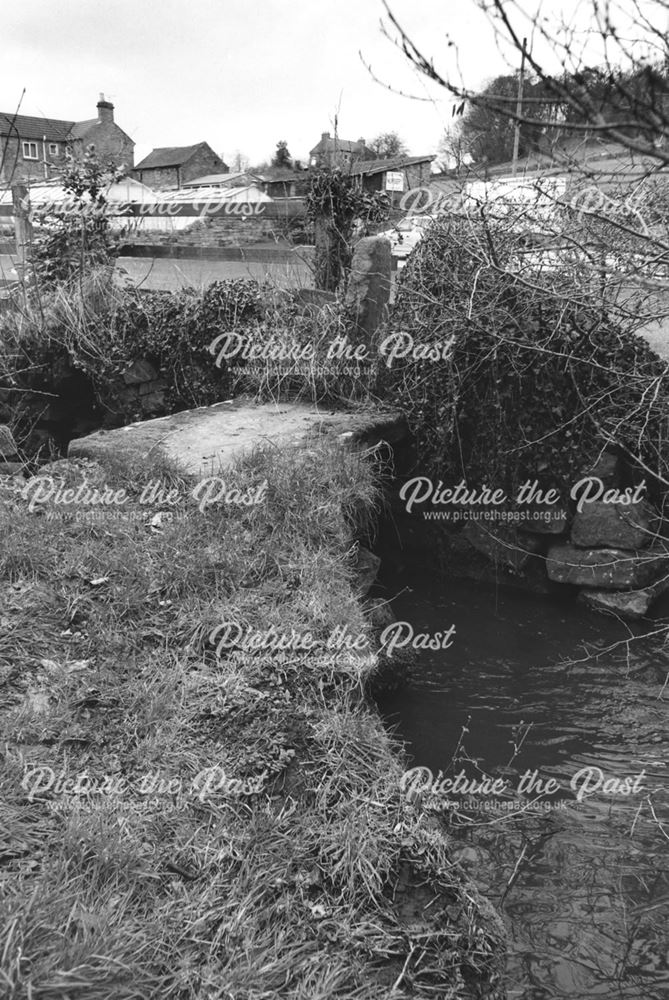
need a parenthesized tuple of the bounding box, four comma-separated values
(344, 235, 392, 343)
(313, 216, 340, 291)
(11, 184, 32, 265)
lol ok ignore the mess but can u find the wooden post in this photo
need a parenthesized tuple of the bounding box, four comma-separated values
(11, 183, 32, 263)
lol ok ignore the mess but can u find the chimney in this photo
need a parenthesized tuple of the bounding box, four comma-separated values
(321, 132, 330, 140)
(97, 93, 114, 124)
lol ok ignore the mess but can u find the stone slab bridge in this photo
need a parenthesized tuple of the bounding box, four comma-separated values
(68, 399, 409, 477)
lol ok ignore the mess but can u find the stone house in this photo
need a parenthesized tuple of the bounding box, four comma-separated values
(309, 132, 373, 169)
(0, 95, 135, 184)
(132, 143, 228, 190)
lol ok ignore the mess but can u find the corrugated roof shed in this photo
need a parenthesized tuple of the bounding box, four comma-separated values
(350, 155, 436, 176)
(185, 171, 251, 187)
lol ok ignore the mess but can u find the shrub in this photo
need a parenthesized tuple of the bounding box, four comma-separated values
(29, 148, 124, 287)
(0, 275, 268, 455)
(383, 216, 669, 496)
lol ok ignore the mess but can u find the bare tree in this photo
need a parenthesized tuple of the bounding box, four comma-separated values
(368, 131, 409, 158)
(230, 150, 250, 173)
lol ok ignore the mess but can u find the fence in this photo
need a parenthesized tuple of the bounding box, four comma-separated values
(0, 187, 314, 290)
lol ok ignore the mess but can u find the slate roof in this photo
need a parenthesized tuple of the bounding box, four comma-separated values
(0, 112, 129, 144)
(309, 134, 371, 156)
(134, 143, 212, 170)
(0, 112, 75, 142)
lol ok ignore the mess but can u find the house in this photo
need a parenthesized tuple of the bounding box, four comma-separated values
(309, 132, 373, 169)
(0, 94, 135, 184)
(350, 155, 436, 199)
(132, 143, 228, 190)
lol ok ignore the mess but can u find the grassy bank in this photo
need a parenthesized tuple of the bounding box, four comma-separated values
(0, 442, 504, 1000)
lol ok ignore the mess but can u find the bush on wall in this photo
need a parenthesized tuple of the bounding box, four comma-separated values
(0, 273, 268, 455)
(383, 216, 669, 497)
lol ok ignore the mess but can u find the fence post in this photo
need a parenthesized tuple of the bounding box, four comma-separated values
(11, 183, 32, 264)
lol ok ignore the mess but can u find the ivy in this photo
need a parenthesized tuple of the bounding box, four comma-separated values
(306, 168, 389, 291)
(385, 217, 669, 497)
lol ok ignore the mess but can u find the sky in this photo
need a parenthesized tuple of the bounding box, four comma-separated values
(0, 0, 660, 168)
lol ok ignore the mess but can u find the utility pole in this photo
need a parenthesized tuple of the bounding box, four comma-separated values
(511, 37, 528, 176)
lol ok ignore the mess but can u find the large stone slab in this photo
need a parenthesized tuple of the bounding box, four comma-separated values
(546, 543, 668, 589)
(578, 576, 669, 620)
(571, 500, 658, 550)
(68, 399, 408, 477)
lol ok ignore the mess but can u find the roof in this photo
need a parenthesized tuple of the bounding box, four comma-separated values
(185, 171, 242, 187)
(350, 155, 436, 176)
(156, 184, 272, 204)
(309, 134, 369, 156)
(69, 119, 99, 139)
(134, 143, 218, 171)
(0, 112, 74, 142)
(0, 111, 134, 147)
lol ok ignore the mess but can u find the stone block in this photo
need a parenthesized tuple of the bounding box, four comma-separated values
(522, 506, 569, 535)
(571, 500, 658, 549)
(122, 358, 159, 386)
(462, 522, 543, 572)
(578, 576, 669, 620)
(139, 379, 168, 396)
(580, 452, 621, 488)
(546, 543, 668, 589)
(139, 391, 166, 412)
(344, 236, 392, 340)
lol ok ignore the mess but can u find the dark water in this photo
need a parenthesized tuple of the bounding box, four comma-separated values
(376, 573, 669, 999)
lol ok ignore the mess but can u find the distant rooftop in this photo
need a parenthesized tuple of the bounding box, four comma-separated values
(135, 143, 214, 170)
(350, 154, 436, 176)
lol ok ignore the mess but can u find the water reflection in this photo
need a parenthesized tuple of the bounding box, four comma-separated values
(377, 575, 669, 999)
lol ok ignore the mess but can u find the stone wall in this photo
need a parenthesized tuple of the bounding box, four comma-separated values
(109, 358, 168, 420)
(134, 146, 227, 191)
(72, 124, 135, 171)
(0, 137, 68, 185)
(121, 214, 277, 247)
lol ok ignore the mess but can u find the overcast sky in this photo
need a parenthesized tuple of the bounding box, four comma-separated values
(0, 0, 658, 167)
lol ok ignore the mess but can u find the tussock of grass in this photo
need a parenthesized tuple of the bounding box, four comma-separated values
(0, 442, 504, 999)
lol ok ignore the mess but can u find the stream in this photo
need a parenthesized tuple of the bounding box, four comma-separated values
(376, 571, 669, 999)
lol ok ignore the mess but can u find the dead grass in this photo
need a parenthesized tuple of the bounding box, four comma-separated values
(0, 441, 505, 999)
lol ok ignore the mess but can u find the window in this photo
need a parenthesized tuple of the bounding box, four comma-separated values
(48, 143, 58, 155)
(22, 141, 38, 160)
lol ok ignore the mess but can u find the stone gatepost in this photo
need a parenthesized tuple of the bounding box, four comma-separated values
(344, 236, 392, 343)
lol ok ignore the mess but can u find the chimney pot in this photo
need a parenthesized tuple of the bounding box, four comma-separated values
(96, 95, 114, 124)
